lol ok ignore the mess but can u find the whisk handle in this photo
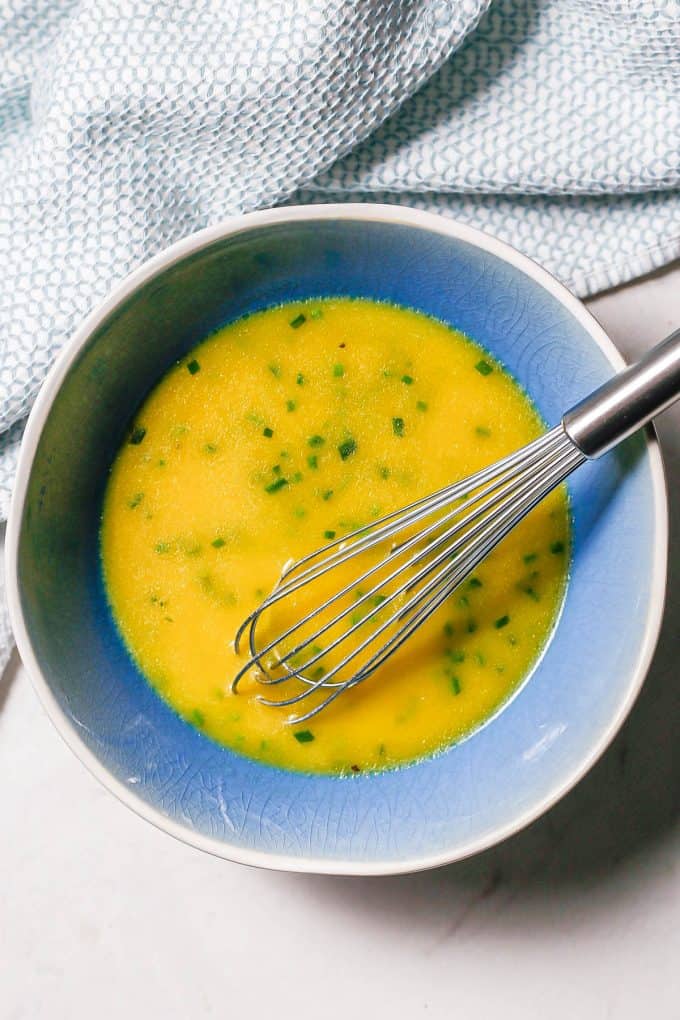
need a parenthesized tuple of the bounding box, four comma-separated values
(563, 328, 680, 458)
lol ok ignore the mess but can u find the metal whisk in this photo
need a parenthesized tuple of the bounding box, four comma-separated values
(233, 329, 680, 723)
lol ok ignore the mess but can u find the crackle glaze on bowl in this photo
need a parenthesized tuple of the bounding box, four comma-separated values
(5, 206, 667, 874)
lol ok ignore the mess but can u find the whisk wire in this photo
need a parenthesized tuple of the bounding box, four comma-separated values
(233, 425, 586, 722)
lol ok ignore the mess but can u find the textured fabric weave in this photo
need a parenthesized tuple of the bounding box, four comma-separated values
(0, 0, 679, 671)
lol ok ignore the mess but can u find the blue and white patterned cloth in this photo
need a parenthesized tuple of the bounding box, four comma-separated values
(0, 0, 678, 669)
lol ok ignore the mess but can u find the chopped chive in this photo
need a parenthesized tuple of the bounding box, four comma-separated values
(187, 359, 201, 375)
(443, 621, 455, 638)
(155, 541, 170, 553)
(127, 492, 144, 509)
(338, 438, 357, 460)
(191, 709, 205, 726)
(333, 364, 345, 378)
(467, 576, 482, 589)
(475, 426, 491, 437)
(312, 666, 325, 680)
(379, 465, 390, 479)
(290, 314, 306, 329)
(273, 464, 281, 475)
(451, 676, 462, 695)
(265, 477, 288, 493)
(324, 530, 336, 540)
(129, 425, 146, 445)
(475, 359, 493, 376)
(286, 399, 297, 412)
(401, 374, 414, 385)
(211, 537, 226, 548)
(268, 362, 282, 378)
(523, 552, 538, 564)
(308, 434, 325, 447)
(296, 372, 305, 385)
(204, 443, 218, 454)
(373, 594, 387, 606)
(467, 620, 477, 633)
(351, 610, 364, 626)
(307, 454, 318, 470)
(495, 615, 510, 629)
(550, 540, 565, 554)
(294, 729, 314, 743)
(322, 489, 333, 501)
(263, 426, 273, 438)
(310, 308, 323, 320)
(310, 644, 323, 655)
(520, 584, 540, 602)
(416, 400, 428, 412)
(392, 417, 404, 437)
(158, 459, 166, 466)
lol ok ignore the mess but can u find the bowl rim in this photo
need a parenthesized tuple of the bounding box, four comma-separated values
(5, 202, 668, 876)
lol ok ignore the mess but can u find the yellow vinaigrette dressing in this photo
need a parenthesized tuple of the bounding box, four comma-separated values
(101, 299, 569, 774)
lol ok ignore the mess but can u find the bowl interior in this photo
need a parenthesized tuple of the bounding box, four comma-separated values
(12, 214, 660, 871)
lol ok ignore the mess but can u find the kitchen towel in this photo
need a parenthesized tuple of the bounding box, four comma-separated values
(1, 0, 678, 670)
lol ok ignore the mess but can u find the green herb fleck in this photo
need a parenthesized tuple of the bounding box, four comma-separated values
(263, 426, 274, 438)
(294, 507, 306, 519)
(265, 477, 288, 494)
(475, 426, 491, 437)
(204, 443, 218, 454)
(398, 374, 413, 386)
(379, 465, 391, 479)
(523, 552, 538, 564)
(307, 454, 318, 470)
(451, 676, 462, 696)
(333, 364, 345, 378)
(322, 489, 333, 501)
(310, 308, 323, 320)
(474, 651, 486, 666)
(268, 362, 282, 378)
(272, 464, 281, 475)
(128, 492, 144, 509)
(158, 459, 166, 467)
(286, 399, 297, 412)
(495, 615, 510, 629)
(129, 425, 146, 445)
(467, 576, 483, 589)
(458, 594, 469, 608)
(155, 541, 170, 553)
(392, 417, 405, 437)
(550, 540, 565, 554)
(338, 438, 357, 460)
(467, 620, 478, 633)
(448, 649, 465, 663)
(292, 471, 303, 483)
(308, 434, 325, 448)
(211, 537, 226, 549)
(296, 372, 305, 385)
(187, 359, 201, 375)
(416, 400, 428, 412)
(290, 313, 306, 329)
(324, 530, 336, 540)
(373, 594, 387, 606)
(443, 621, 455, 638)
(191, 709, 205, 726)
(475, 359, 493, 376)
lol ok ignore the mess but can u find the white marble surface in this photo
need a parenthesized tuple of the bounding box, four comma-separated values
(1, 264, 678, 1020)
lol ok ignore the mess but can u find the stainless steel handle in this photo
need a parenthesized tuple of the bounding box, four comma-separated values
(562, 328, 680, 459)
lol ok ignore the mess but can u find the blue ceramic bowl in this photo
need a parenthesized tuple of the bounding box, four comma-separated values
(6, 206, 667, 874)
